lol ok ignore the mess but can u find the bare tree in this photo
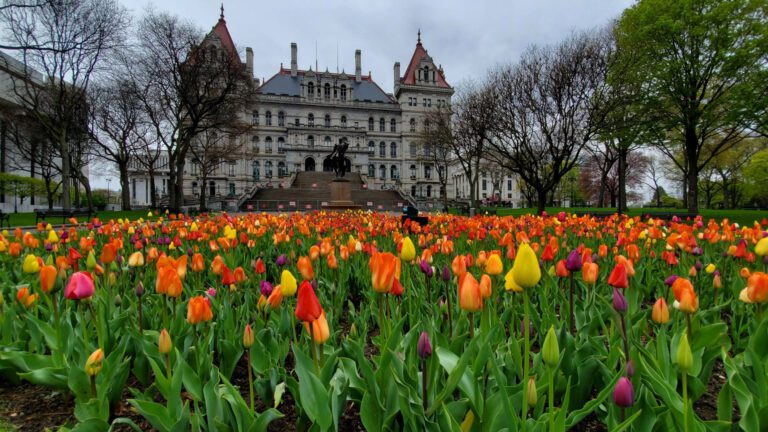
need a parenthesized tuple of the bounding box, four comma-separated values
(491, 31, 614, 213)
(418, 106, 453, 210)
(189, 127, 248, 211)
(642, 154, 667, 207)
(133, 10, 253, 211)
(87, 78, 148, 210)
(0, 0, 129, 210)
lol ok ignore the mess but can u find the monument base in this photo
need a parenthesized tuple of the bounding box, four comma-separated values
(327, 178, 361, 210)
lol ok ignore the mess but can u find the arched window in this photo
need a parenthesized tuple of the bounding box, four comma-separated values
(379, 142, 386, 157)
(324, 114, 331, 127)
(341, 115, 347, 128)
(307, 135, 314, 148)
(278, 161, 287, 177)
(324, 83, 330, 99)
(277, 137, 285, 154)
(324, 136, 331, 147)
(368, 164, 375, 177)
(277, 111, 285, 126)
(379, 118, 385, 132)
(265, 111, 272, 126)
(252, 136, 259, 153)
(252, 110, 259, 125)
(368, 141, 375, 155)
(340, 85, 347, 101)
(308, 113, 314, 127)
(265, 161, 273, 178)
(390, 165, 398, 179)
(409, 118, 416, 132)
(390, 142, 397, 158)
(390, 118, 396, 132)
(368, 117, 374, 131)
(265, 137, 273, 153)
(251, 161, 260, 180)
(379, 164, 386, 179)
(307, 82, 314, 97)
(410, 164, 416, 178)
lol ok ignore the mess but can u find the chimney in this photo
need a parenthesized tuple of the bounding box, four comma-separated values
(290, 43, 297, 77)
(355, 49, 361, 82)
(393, 62, 400, 94)
(245, 47, 253, 76)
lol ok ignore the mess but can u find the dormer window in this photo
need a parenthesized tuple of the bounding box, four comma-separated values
(307, 82, 314, 97)
(340, 85, 347, 101)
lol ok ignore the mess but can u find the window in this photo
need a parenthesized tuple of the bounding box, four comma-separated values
(410, 164, 416, 179)
(438, 165, 445, 179)
(368, 164, 375, 177)
(391, 165, 398, 180)
(191, 162, 198, 175)
(252, 161, 260, 180)
(408, 97, 413, 106)
(307, 82, 314, 97)
(379, 118, 385, 132)
(252, 110, 259, 125)
(265, 137, 273, 153)
(390, 119, 396, 132)
(368, 141, 375, 155)
(411, 185, 416, 196)
(308, 113, 314, 126)
(341, 115, 347, 128)
(424, 119, 430, 130)
(427, 99, 432, 107)
(265, 111, 272, 126)
(427, 185, 432, 197)
(324, 83, 330, 99)
(379, 165, 386, 179)
(252, 136, 259, 153)
(209, 181, 216, 197)
(228, 160, 235, 176)
(277, 137, 285, 154)
(192, 181, 198, 194)
(307, 135, 314, 148)
(409, 118, 416, 132)
(390, 142, 397, 158)
(229, 182, 235, 196)
(507, 179, 512, 190)
(324, 136, 331, 147)
(340, 85, 347, 101)
(295, 118, 300, 126)
(482, 179, 487, 191)
(278, 161, 287, 177)
(325, 114, 331, 127)
(265, 161, 273, 178)
(410, 144, 417, 157)
(425, 165, 432, 179)
(423, 98, 427, 107)
(368, 117, 374, 131)
(278, 111, 285, 126)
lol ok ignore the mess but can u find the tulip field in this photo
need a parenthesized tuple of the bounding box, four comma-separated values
(0, 211, 767, 431)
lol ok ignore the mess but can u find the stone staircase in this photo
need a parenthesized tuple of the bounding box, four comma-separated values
(240, 171, 411, 212)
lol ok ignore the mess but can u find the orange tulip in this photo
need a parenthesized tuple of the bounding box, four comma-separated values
(157, 265, 183, 297)
(555, 260, 569, 278)
(211, 255, 225, 275)
(191, 253, 205, 272)
(582, 262, 599, 285)
(297, 256, 314, 280)
(267, 286, 283, 309)
(458, 273, 483, 312)
(370, 252, 398, 294)
(327, 252, 338, 269)
(672, 277, 697, 313)
(651, 298, 669, 324)
(451, 255, 467, 277)
(187, 295, 213, 324)
(740, 272, 768, 304)
(303, 311, 330, 344)
(40, 265, 57, 293)
(16, 287, 37, 308)
(100, 242, 117, 264)
(233, 266, 247, 284)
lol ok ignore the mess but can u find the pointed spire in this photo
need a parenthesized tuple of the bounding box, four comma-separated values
(417, 29, 421, 44)
(219, 3, 224, 21)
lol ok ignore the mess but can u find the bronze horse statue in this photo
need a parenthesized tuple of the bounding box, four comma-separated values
(328, 138, 351, 178)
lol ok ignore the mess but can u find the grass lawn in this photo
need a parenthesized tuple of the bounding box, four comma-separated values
(484, 206, 767, 226)
(2, 209, 159, 227)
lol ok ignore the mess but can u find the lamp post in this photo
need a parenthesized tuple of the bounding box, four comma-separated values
(105, 178, 111, 210)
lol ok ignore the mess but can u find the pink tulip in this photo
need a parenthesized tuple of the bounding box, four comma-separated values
(65, 271, 95, 300)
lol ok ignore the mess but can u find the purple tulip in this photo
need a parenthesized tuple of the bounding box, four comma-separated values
(419, 260, 434, 278)
(441, 265, 451, 282)
(612, 288, 627, 314)
(613, 377, 634, 407)
(276, 254, 288, 267)
(260, 280, 273, 297)
(45, 243, 53, 252)
(664, 275, 678, 286)
(694, 261, 703, 271)
(592, 253, 599, 263)
(187, 248, 194, 257)
(60, 231, 69, 240)
(565, 250, 583, 272)
(417, 331, 432, 359)
(692, 247, 703, 256)
(135, 282, 144, 297)
(625, 360, 635, 377)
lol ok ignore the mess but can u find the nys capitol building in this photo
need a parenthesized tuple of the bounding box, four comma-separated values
(127, 11, 523, 210)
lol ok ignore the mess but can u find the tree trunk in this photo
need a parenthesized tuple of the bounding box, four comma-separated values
(44, 178, 54, 210)
(119, 162, 131, 211)
(685, 128, 699, 213)
(172, 155, 186, 212)
(617, 147, 628, 215)
(199, 174, 207, 211)
(60, 132, 71, 211)
(148, 170, 157, 208)
(597, 173, 607, 207)
(78, 174, 93, 212)
(536, 188, 547, 214)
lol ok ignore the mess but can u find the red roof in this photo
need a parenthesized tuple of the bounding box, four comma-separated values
(401, 40, 450, 88)
(210, 15, 240, 64)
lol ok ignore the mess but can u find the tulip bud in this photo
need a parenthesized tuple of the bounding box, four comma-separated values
(158, 329, 172, 354)
(613, 377, 634, 408)
(625, 360, 635, 377)
(135, 282, 145, 297)
(526, 376, 538, 406)
(676, 333, 692, 373)
(417, 331, 432, 359)
(86, 251, 97, 270)
(612, 288, 627, 314)
(260, 280, 273, 297)
(114, 294, 122, 306)
(664, 275, 678, 286)
(651, 298, 669, 324)
(441, 265, 451, 282)
(542, 325, 560, 368)
(419, 260, 433, 278)
(85, 348, 104, 376)
(565, 250, 583, 272)
(276, 254, 288, 267)
(243, 324, 254, 348)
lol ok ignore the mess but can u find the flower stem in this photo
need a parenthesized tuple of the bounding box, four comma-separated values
(422, 357, 428, 412)
(682, 372, 689, 432)
(246, 350, 254, 411)
(469, 312, 475, 339)
(569, 275, 575, 335)
(685, 313, 693, 341)
(446, 281, 453, 337)
(522, 290, 530, 429)
(548, 366, 555, 432)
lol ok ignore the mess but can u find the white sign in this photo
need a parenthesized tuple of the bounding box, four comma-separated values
(321, 202, 328, 206)
(367, 202, 373, 206)
(397, 202, 402, 207)
(289, 201, 296, 207)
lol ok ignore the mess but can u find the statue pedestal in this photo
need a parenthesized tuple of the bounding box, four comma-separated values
(327, 178, 361, 210)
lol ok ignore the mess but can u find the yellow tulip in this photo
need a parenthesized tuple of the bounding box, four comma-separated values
(22, 254, 40, 274)
(756, 237, 768, 257)
(485, 254, 503, 276)
(47, 230, 59, 244)
(512, 243, 541, 289)
(504, 268, 522, 292)
(280, 270, 298, 296)
(400, 237, 416, 262)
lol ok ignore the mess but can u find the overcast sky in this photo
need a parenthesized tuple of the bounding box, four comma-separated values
(93, 0, 636, 188)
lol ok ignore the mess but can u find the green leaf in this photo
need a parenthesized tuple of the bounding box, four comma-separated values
(291, 345, 333, 431)
(361, 391, 382, 432)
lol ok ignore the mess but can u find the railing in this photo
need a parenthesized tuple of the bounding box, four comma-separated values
(241, 199, 407, 213)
